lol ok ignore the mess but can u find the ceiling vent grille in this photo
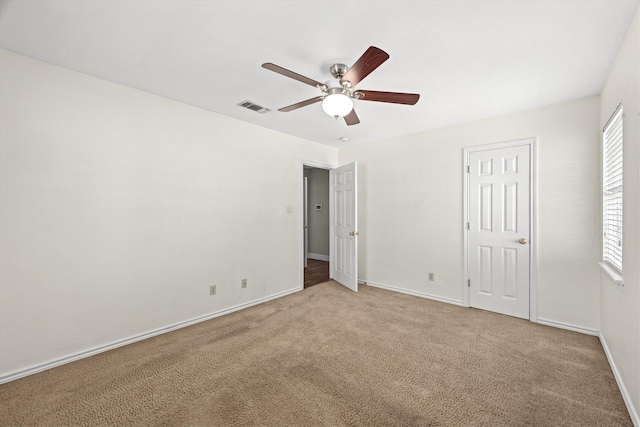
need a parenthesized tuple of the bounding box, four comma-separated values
(238, 100, 271, 114)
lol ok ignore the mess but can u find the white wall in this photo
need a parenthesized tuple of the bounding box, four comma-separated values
(0, 50, 337, 378)
(599, 8, 640, 422)
(339, 96, 602, 331)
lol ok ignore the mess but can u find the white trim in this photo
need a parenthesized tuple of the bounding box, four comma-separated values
(301, 160, 335, 170)
(0, 286, 301, 385)
(300, 161, 336, 287)
(307, 252, 330, 262)
(536, 318, 599, 336)
(463, 137, 538, 322)
(530, 140, 539, 322)
(462, 148, 470, 306)
(600, 333, 639, 426)
(363, 280, 466, 307)
(329, 169, 335, 281)
(598, 261, 624, 286)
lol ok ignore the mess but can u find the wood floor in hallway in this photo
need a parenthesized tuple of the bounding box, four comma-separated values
(304, 259, 329, 288)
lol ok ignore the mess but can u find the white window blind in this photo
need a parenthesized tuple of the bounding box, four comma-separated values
(603, 104, 623, 274)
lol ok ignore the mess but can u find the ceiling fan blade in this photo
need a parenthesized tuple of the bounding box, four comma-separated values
(278, 96, 324, 112)
(356, 90, 420, 105)
(344, 109, 360, 126)
(340, 46, 389, 87)
(262, 63, 326, 89)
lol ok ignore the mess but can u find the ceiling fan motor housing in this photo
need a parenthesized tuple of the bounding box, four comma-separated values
(324, 63, 355, 100)
(324, 86, 351, 97)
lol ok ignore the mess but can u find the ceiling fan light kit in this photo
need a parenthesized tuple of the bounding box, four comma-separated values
(322, 88, 354, 118)
(262, 46, 420, 126)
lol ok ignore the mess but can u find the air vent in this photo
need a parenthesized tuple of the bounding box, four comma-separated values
(238, 100, 271, 114)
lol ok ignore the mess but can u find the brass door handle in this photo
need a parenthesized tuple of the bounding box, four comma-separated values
(349, 231, 359, 236)
(519, 238, 527, 245)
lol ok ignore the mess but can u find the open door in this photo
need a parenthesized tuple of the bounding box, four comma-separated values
(303, 176, 308, 268)
(331, 162, 358, 291)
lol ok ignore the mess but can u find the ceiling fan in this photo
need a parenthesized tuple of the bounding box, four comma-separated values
(262, 46, 420, 126)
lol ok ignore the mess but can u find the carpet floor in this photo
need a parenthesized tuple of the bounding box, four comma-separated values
(0, 281, 631, 426)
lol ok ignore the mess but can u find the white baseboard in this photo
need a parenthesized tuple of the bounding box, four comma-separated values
(600, 333, 639, 427)
(307, 253, 329, 262)
(4, 285, 636, 427)
(0, 287, 302, 385)
(536, 318, 599, 336)
(363, 280, 465, 306)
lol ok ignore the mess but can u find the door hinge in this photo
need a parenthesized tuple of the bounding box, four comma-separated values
(468, 279, 471, 287)
(467, 165, 470, 173)
(467, 222, 470, 230)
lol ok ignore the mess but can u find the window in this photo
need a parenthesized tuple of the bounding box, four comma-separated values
(602, 104, 623, 274)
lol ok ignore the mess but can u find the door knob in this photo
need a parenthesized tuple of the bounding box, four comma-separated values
(349, 231, 359, 236)
(519, 238, 527, 245)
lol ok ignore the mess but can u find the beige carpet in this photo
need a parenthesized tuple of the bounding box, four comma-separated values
(0, 281, 631, 426)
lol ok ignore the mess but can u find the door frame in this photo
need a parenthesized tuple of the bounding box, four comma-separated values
(463, 138, 538, 321)
(300, 160, 335, 289)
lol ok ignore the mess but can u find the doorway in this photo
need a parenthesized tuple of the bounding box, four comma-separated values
(301, 161, 359, 291)
(303, 166, 330, 288)
(464, 138, 537, 320)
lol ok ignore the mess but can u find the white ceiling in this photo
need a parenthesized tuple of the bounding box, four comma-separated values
(1, 1, 638, 148)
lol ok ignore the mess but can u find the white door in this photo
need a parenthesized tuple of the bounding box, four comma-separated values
(468, 145, 530, 319)
(303, 176, 308, 268)
(331, 162, 358, 292)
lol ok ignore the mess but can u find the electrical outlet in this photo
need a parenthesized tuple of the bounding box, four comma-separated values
(241, 279, 247, 288)
(210, 285, 216, 296)
(428, 273, 435, 282)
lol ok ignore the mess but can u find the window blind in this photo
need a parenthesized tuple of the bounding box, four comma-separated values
(603, 105, 623, 274)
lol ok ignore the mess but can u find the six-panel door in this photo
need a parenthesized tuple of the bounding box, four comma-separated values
(469, 145, 530, 319)
(331, 162, 358, 292)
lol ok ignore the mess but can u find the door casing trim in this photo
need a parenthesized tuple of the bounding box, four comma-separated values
(463, 138, 538, 322)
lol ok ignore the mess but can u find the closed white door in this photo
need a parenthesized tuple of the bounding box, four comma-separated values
(331, 162, 358, 292)
(468, 145, 530, 319)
